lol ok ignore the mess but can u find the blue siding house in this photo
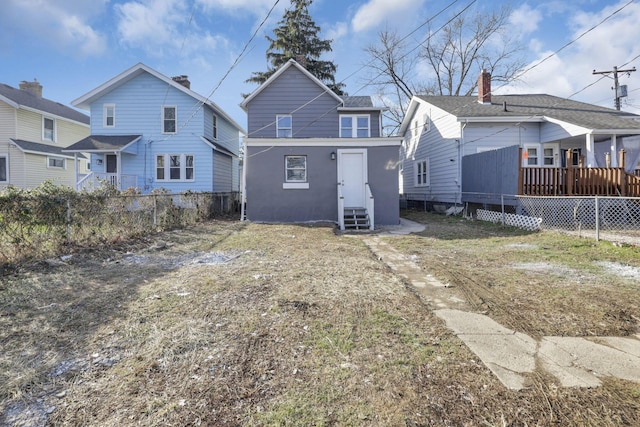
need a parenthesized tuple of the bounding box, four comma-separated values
(241, 59, 401, 229)
(64, 63, 245, 193)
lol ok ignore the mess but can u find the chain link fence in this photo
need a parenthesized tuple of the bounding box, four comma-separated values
(402, 192, 640, 245)
(0, 189, 239, 265)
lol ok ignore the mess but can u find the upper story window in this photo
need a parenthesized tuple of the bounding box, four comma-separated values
(104, 104, 115, 127)
(212, 113, 218, 140)
(277, 115, 292, 138)
(423, 113, 430, 133)
(162, 106, 177, 134)
(413, 120, 419, 137)
(43, 117, 55, 142)
(340, 115, 370, 138)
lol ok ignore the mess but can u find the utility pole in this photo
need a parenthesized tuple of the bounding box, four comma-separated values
(593, 66, 636, 110)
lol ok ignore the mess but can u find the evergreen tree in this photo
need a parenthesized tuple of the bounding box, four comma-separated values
(247, 0, 345, 95)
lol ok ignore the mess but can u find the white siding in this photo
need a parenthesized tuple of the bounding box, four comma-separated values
(401, 101, 461, 203)
(540, 120, 589, 142)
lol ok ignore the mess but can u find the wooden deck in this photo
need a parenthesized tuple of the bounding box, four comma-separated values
(518, 148, 640, 197)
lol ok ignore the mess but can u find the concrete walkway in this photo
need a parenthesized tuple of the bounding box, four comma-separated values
(364, 220, 640, 390)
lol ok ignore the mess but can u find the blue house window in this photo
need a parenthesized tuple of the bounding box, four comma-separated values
(277, 115, 292, 138)
(104, 104, 115, 127)
(340, 115, 369, 138)
(156, 154, 194, 181)
(162, 106, 177, 134)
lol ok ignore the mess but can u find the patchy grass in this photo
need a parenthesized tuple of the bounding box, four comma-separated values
(0, 215, 639, 426)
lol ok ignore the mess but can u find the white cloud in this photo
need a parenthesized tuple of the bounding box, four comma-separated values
(326, 21, 348, 42)
(351, 0, 426, 33)
(509, 4, 542, 35)
(0, 0, 107, 56)
(500, 1, 640, 113)
(195, 0, 286, 17)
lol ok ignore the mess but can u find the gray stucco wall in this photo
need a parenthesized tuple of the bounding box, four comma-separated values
(245, 144, 399, 225)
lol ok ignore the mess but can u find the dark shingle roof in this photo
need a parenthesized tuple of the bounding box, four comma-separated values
(63, 135, 141, 152)
(418, 94, 640, 130)
(343, 96, 374, 108)
(0, 83, 89, 125)
(11, 139, 85, 158)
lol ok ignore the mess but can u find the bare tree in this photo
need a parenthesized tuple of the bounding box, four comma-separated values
(364, 5, 526, 133)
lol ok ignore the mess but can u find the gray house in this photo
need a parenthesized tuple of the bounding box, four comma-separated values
(399, 70, 640, 209)
(241, 59, 401, 229)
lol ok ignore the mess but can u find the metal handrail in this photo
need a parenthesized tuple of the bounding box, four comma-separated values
(365, 182, 374, 230)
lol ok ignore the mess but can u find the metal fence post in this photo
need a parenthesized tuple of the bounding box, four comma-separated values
(153, 195, 157, 226)
(501, 194, 505, 226)
(595, 195, 600, 242)
(66, 198, 71, 243)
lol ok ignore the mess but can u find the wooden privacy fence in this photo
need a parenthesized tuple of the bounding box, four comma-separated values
(519, 148, 640, 197)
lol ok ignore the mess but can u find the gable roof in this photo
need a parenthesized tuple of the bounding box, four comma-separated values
(0, 83, 89, 125)
(240, 59, 344, 111)
(72, 62, 245, 134)
(402, 94, 640, 134)
(11, 139, 86, 159)
(62, 135, 142, 153)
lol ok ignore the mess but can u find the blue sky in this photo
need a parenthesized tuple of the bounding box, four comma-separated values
(2, 0, 640, 128)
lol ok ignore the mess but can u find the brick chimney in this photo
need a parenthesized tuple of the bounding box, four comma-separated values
(172, 75, 191, 89)
(477, 69, 491, 104)
(20, 79, 43, 97)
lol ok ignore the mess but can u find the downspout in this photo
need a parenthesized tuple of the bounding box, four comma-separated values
(240, 138, 247, 221)
(458, 121, 467, 204)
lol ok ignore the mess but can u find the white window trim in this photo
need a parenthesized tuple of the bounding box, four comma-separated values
(42, 116, 56, 142)
(155, 153, 195, 182)
(212, 113, 218, 140)
(276, 114, 292, 138)
(422, 112, 431, 133)
(340, 114, 370, 138)
(414, 158, 430, 187)
(543, 143, 559, 167)
(162, 106, 177, 134)
(523, 145, 540, 167)
(0, 154, 8, 182)
(283, 182, 309, 189)
(284, 155, 307, 184)
(103, 103, 115, 128)
(47, 156, 66, 169)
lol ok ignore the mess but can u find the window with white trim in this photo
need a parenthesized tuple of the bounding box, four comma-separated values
(43, 117, 55, 141)
(0, 155, 7, 182)
(422, 113, 430, 133)
(415, 158, 429, 187)
(162, 106, 177, 134)
(276, 115, 292, 138)
(340, 115, 370, 138)
(212, 113, 218, 140)
(47, 156, 65, 169)
(156, 154, 194, 181)
(526, 147, 538, 166)
(543, 147, 555, 166)
(413, 120, 419, 137)
(104, 104, 115, 127)
(285, 155, 307, 182)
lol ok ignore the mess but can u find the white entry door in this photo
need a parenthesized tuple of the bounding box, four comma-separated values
(338, 149, 367, 208)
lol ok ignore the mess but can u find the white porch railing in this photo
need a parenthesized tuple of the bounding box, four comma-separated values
(337, 183, 345, 230)
(77, 172, 138, 192)
(365, 182, 374, 231)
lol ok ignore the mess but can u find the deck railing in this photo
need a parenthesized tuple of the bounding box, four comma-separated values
(77, 172, 138, 192)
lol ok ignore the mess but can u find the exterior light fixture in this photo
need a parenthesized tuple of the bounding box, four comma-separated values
(331, 151, 336, 160)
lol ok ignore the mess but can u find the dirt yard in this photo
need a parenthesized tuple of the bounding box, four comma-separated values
(1, 212, 639, 426)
